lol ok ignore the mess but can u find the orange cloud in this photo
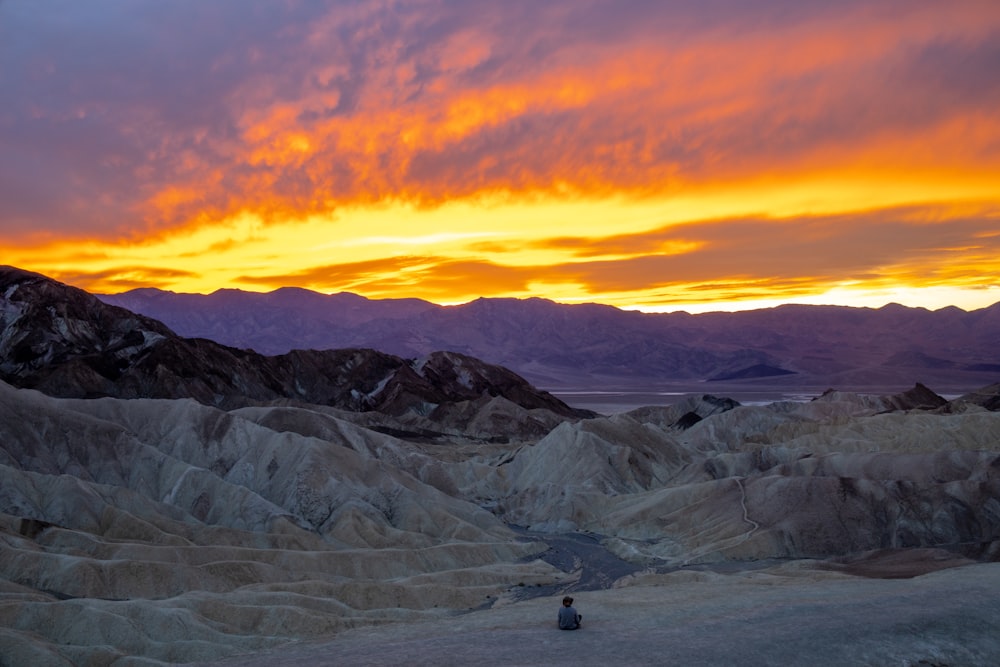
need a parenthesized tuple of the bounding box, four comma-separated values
(533, 205, 1000, 289)
(58, 266, 199, 293)
(91, 0, 995, 240)
(3, 1, 1000, 312)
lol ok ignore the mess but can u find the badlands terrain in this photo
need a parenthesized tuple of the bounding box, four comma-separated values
(2, 266, 1000, 665)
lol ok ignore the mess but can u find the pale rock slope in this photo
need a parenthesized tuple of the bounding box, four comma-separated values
(3, 380, 1000, 664)
(483, 390, 1000, 567)
(193, 563, 1000, 667)
(0, 380, 567, 665)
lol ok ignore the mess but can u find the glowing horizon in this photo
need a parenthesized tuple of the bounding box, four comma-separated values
(2, 1, 999, 313)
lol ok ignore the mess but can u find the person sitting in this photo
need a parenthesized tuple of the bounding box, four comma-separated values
(558, 596, 582, 630)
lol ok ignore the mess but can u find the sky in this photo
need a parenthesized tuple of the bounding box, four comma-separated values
(2, 0, 999, 313)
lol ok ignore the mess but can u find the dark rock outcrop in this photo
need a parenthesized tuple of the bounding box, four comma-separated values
(882, 382, 948, 411)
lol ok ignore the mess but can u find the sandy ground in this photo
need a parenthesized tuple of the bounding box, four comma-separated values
(193, 562, 1000, 667)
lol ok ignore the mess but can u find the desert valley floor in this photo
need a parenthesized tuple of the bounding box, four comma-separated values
(2, 267, 1000, 665)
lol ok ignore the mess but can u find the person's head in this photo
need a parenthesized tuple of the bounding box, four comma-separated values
(563, 596, 573, 607)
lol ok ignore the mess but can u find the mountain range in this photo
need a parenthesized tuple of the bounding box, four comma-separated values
(3, 264, 1000, 664)
(98, 285, 1000, 393)
(1, 266, 586, 432)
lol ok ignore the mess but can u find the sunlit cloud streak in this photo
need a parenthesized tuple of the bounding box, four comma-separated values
(1, 0, 999, 310)
(221, 205, 1000, 309)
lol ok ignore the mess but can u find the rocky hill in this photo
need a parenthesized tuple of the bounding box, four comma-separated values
(1, 266, 584, 425)
(98, 285, 1000, 391)
(2, 264, 1000, 664)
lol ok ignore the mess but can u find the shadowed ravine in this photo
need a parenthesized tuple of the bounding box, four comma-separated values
(510, 528, 646, 598)
(509, 526, 878, 601)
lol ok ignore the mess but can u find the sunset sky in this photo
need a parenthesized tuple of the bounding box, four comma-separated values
(2, 1, 999, 312)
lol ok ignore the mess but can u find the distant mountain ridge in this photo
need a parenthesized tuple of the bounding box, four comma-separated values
(98, 285, 1000, 391)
